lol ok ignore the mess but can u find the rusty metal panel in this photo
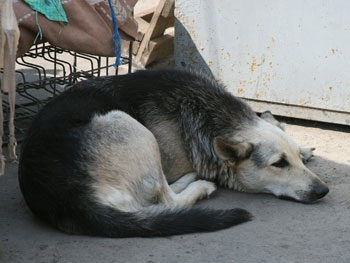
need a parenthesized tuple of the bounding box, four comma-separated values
(175, 0, 350, 125)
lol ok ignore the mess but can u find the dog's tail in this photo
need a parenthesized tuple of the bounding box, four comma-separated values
(54, 203, 252, 237)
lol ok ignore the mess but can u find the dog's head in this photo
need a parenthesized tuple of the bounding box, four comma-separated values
(213, 113, 329, 203)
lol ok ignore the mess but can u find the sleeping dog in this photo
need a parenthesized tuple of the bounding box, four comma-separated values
(18, 69, 328, 237)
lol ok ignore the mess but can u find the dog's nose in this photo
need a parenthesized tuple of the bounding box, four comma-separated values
(312, 184, 329, 199)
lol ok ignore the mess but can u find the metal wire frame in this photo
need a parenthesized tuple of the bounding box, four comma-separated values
(0, 41, 133, 144)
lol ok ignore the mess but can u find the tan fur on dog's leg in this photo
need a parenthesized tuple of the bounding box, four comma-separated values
(170, 172, 197, 193)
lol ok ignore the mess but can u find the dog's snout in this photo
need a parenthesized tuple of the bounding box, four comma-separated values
(312, 184, 329, 199)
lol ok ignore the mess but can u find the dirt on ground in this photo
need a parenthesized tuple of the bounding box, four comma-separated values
(0, 119, 350, 263)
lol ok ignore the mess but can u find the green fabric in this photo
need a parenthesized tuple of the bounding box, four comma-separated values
(24, 0, 68, 25)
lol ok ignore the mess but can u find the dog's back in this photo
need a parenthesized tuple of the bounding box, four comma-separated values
(18, 69, 251, 237)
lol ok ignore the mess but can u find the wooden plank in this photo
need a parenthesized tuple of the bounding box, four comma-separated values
(149, 0, 174, 39)
(136, 0, 174, 62)
(135, 18, 150, 34)
(132, 41, 140, 55)
(141, 29, 174, 66)
(135, 17, 150, 41)
(135, 7, 154, 22)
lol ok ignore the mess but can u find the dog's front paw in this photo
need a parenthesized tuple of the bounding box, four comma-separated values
(300, 147, 316, 163)
(196, 180, 217, 198)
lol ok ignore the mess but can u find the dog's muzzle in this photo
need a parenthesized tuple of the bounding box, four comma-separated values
(279, 183, 329, 204)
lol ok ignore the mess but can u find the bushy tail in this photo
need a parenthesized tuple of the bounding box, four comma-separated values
(54, 204, 252, 237)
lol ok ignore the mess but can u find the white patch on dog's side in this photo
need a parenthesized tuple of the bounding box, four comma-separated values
(86, 110, 217, 212)
(87, 111, 164, 212)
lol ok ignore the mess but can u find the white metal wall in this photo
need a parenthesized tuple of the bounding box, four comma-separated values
(175, 0, 350, 125)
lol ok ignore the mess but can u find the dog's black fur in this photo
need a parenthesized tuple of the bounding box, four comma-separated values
(19, 69, 253, 237)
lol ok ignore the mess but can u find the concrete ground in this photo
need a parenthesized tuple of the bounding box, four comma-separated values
(1, 119, 350, 263)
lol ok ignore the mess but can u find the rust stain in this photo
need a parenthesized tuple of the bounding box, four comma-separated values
(237, 88, 245, 94)
(250, 57, 257, 72)
(250, 56, 265, 73)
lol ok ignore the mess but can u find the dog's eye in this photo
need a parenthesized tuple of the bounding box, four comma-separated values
(271, 158, 289, 168)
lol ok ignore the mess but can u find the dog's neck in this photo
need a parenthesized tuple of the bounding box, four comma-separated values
(217, 167, 248, 191)
(216, 165, 246, 192)
(194, 155, 247, 192)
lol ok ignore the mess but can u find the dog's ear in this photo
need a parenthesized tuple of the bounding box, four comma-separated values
(300, 146, 316, 163)
(213, 137, 254, 167)
(260, 111, 285, 131)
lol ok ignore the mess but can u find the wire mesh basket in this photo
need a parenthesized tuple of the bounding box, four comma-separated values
(0, 42, 132, 143)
